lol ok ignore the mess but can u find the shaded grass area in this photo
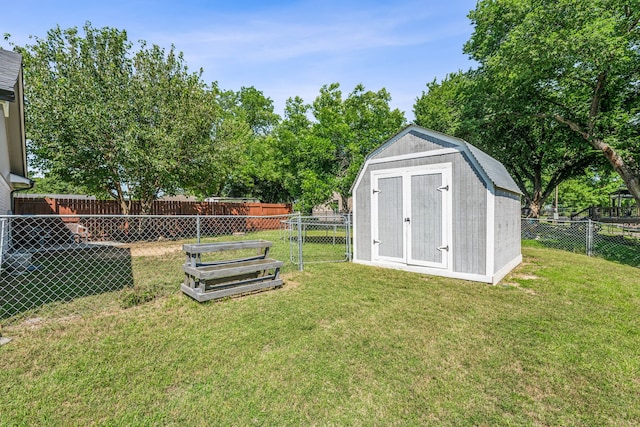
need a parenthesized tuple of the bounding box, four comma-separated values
(1, 247, 639, 425)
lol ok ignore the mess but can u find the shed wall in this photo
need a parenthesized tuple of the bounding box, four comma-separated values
(493, 189, 522, 272)
(355, 151, 487, 275)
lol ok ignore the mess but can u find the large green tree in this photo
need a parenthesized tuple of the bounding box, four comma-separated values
(415, 71, 600, 217)
(219, 87, 288, 202)
(275, 83, 405, 212)
(465, 0, 640, 206)
(20, 23, 241, 214)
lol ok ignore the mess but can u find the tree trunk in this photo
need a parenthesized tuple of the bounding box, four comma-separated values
(339, 190, 350, 213)
(140, 198, 154, 216)
(527, 190, 545, 218)
(524, 167, 546, 218)
(114, 183, 130, 215)
(588, 136, 640, 208)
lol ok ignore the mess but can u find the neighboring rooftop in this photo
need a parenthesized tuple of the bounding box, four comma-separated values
(0, 49, 22, 102)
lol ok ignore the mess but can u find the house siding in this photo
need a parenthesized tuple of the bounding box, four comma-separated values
(1, 99, 12, 215)
(0, 175, 10, 214)
(0, 175, 10, 260)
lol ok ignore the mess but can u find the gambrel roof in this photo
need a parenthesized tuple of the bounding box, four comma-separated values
(358, 124, 522, 195)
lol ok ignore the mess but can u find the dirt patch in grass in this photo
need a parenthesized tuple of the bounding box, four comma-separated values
(128, 243, 183, 257)
(502, 281, 539, 295)
(512, 273, 539, 280)
(280, 273, 302, 291)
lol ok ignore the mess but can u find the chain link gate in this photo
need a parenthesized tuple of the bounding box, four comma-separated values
(0, 214, 292, 326)
(285, 214, 352, 270)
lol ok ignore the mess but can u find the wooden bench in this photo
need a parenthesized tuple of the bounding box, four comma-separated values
(181, 239, 283, 302)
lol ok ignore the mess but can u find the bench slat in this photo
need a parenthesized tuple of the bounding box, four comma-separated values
(183, 240, 272, 254)
(181, 278, 283, 302)
(183, 258, 283, 280)
(195, 254, 265, 267)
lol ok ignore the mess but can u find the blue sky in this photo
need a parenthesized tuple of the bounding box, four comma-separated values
(3, 0, 477, 120)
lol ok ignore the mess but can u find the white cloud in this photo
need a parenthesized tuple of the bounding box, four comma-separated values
(149, 1, 469, 65)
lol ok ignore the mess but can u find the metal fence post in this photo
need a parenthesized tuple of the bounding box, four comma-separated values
(345, 214, 352, 261)
(196, 214, 201, 243)
(297, 214, 304, 271)
(587, 219, 593, 257)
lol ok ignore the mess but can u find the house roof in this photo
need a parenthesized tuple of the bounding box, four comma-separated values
(0, 49, 22, 102)
(360, 124, 522, 195)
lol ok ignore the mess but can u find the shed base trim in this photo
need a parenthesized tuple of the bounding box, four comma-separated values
(491, 254, 522, 285)
(353, 259, 494, 283)
(353, 254, 523, 284)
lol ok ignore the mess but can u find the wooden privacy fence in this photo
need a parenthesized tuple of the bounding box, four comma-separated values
(11, 198, 292, 241)
(14, 197, 292, 217)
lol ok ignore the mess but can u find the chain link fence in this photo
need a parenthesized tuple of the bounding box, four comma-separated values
(3, 214, 637, 326)
(0, 214, 294, 326)
(521, 218, 640, 267)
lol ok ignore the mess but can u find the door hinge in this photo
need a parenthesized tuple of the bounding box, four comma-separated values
(373, 239, 381, 244)
(373, 188, 381, 194)
(404, 217, 410, 223)
(437, 184, 449, 192)
(437, 245, 449, 251)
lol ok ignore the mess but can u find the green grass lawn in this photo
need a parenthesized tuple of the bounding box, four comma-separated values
(1, 246, 639, 425)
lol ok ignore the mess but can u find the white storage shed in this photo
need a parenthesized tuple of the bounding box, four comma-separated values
(352, 125, 522, 284)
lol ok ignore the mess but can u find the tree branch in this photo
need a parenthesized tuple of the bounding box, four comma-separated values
(589, 71, 607, 133)
(552, 114, 590, 140)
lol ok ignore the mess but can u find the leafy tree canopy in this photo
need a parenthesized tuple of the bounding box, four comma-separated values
(414, 71, 602, 217)
(465, 0, 640, 206)
(276, 83, 406, 212)
(19, 23, 244, 214)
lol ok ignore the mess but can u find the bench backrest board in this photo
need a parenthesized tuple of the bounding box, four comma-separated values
(183, 239, 272, 254)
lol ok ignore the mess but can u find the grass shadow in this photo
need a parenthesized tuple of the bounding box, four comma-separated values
(1, 245, 134, 321)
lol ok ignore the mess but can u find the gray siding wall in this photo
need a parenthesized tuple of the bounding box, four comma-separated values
(493, 189, 521, 272)
(375, 130, 456, 159)
(453, 153, 487, 275)
(355, 151, 487, 275)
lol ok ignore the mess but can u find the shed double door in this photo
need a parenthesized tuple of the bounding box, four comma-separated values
(371, 164, 452, 269)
